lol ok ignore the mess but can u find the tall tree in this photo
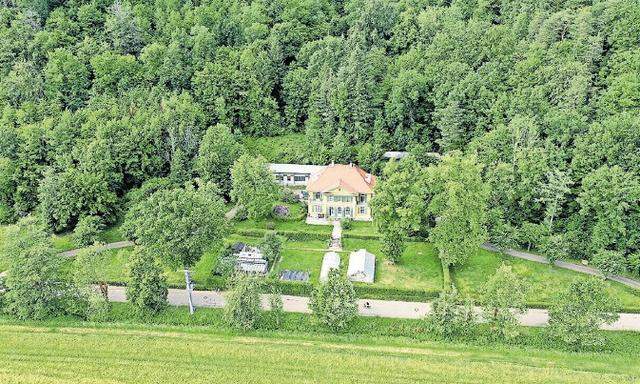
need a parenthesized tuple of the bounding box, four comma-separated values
(230, 154, 281, 220)
(427, 152, 489, 268)
(548, 278, 620, 350)
(122, 186, 227, 314)
(370, 157, 426, 263)
(196, 124, 244, 196)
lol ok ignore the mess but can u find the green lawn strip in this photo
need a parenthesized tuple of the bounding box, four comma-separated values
(453, 248, 640, 311)
(0, 306, 639, 383)
(342, 220, 380, 237)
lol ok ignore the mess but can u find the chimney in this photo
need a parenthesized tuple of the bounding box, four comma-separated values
(365, 173, 371, 184)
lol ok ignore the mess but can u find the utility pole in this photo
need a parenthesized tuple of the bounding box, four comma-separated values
(184, 269, 195, 315)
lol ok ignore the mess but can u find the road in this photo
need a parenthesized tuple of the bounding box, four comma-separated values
(107, 285, 640, 331)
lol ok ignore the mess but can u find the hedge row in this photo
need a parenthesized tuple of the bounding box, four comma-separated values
(235, 228, 329, 241)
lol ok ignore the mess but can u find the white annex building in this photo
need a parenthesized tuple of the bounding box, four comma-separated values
(320, 251, 341, 282)
(347, 249, 376, 284)
(268, 163, 326, 187)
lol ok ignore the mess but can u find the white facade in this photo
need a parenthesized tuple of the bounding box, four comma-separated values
(269, 163, 325, 187)
(347, 249, 375, 284)
(320, 251, 341, 282)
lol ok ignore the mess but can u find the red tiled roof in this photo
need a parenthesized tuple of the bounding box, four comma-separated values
(306, 164, 376, 194)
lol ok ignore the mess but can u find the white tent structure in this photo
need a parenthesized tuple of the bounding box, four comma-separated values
(347, 249, 375, 283)
(320, 251, 341, 282)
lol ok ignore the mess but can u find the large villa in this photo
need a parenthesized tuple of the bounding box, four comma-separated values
(270, 163, 376, 221)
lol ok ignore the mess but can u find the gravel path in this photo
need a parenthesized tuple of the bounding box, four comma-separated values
(482, 244, 640, 290)
(107, 285, 640, 331)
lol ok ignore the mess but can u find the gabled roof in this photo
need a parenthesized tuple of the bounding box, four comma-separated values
(347, 249, 375, 284)
(306, 164, 376, 194)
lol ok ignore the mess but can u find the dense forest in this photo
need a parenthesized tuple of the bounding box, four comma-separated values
(0, 0, 639, 267)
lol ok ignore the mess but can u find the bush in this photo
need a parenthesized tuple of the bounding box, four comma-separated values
(281, 188, 298, 204)
(263, 292, 284, 329)
(548, 278, 620, 350)
(73, 215, 104, 247)
(426, 288, 476, 339)
(126, 247, 168, 315)
(309, 268, 357, 332)
(539, 233, 569, 264)
(380, 228, 404, 264)
(628, 252, 640, 277)
(224, 274, 262, 330)
(0, 204, 14, 224)
(272, 205, 290, 218)
(481, 264, 527, 340)
(3, 217, 81, 320)
(592, 249, 626, 278)
(341, 218, 353, 230)
(265, 221, 276, 230)
(213, 244, 237, 277)
(259, 231, 282, 266)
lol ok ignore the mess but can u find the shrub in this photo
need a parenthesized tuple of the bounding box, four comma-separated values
(628, 252, 640, 277)
(265, 221, 276, 230)
(5, 244, 78, 320)
(481, 264, 527, 340)
(548, 278, 620, 350)
(126, 247, 168, 315)
(281, 188, 298, 203)
(213, 244, 237, 277)
(539, 233, 569, 264)
(426, 288, 476, 339)
(0, 204, 14, 224)
(309, 268, 357, 332)
(73, 215, 104, 247)
(380, 228, 404, 264)
(263, 292, 284, 329)
(259, 231, 282, 266)
(273, 204, 290, 218)
(341, 218, 353, 230)
(3, 217, 81, 320)
(592, 249, 626, 278)
(224, 274, 262, 330)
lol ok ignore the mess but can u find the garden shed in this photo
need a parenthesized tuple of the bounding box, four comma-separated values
(347, 249, 375, 283)
(320, 251, 341, 282)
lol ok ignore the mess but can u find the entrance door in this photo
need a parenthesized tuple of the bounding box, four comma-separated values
(328, 207, 335, 217)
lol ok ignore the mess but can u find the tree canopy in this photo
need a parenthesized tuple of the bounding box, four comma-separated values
(0, 0, 638, 270)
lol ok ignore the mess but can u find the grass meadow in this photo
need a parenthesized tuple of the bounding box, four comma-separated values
(0, 317, 639, 384)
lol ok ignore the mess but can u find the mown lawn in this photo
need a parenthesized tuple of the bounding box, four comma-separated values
(233, 202, 332, 236)
(343, 220, 379, 237)
(0, 321, 638, 384)
(344, 239, 443, 292)
(453, 248, 640, 311)
(51, 223, 126, 252)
